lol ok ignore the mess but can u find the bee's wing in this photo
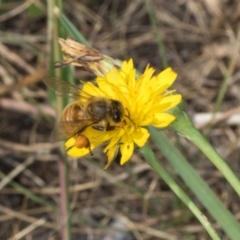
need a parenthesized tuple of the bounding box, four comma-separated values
(42, 77, 91, 99)
(50, 120, 97, 142)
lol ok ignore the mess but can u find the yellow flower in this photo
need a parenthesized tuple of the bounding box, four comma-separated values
(65, 59, 182, 169)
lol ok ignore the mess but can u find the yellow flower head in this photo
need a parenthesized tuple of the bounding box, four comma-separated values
(65, 59, 182, 169)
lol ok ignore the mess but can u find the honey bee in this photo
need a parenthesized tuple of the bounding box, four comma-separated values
(43, 77, 125, 153)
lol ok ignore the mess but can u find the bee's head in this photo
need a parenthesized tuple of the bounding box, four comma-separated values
(111, 100, 124, 123)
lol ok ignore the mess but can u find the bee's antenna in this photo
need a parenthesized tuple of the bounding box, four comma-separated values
(124, 108, 135, 125)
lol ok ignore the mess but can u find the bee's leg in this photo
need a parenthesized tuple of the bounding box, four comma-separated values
(86, 138, 93, 156)
(89, 148, 93, 156)
(92, 121, 115, 131)
(105, 125, 115, 131)
(100, 121, 108, 131)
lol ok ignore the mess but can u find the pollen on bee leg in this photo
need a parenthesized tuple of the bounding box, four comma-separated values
(75, 134, 93, 155)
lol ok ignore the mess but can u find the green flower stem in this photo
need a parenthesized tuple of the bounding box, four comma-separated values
(148, 127, 240, 240)
(140, 144, 221, 240)
(170, 106, 240, 197)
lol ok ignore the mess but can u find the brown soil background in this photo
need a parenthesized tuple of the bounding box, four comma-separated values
(0, 1, 240, 239)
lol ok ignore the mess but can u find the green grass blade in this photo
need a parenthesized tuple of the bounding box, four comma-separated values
(144, 0, 168, 68)
(140, 144, 220, 240)
(56, 11, 90, 46)
(149, 127, 240, 240)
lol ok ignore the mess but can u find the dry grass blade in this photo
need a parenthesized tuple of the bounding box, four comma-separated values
(0, 156, 35, 191)
(0, 98, 56, 118)
(0, 42, 35, 73)
(111, 212, 178, 240)
(194, 107, 240, 129)
(0, 68, 46, 96)
(0, 181, 100, 195)
(0, 139, 57, 153)
(0, 0, 32, 22)
(7, 218, 46, 240)
(0, 205, 57, 230)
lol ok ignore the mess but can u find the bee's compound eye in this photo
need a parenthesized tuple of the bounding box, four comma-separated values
(112, 100, 123, 123)
(113, 110, 122, 122)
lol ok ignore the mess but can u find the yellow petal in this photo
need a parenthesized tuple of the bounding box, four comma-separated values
(65, 137, 76, 149)
(127, 68, 136, 91)
(136, 68, 155, 99)
(105, 144, 119, 169)
(152, 112, 176, 128)
(138, 116, 153, 126)
(132, 127, 150, 146)
(82, 82, 106, 97)
(158, 94, 182, 110)
(152, 94, 182, 112)
(67, 145, 90, 157)
(120, 140, 134, 165)
(154, 68, 177, 93)
(96, 80, 116, 99)
(104, 135, 121, 152)
(105, 68, 123, 86)
(121, 59, 134, 76)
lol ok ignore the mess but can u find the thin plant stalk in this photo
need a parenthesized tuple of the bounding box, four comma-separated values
(47, 1, 71, 239)
(205, 30, 240, 135)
